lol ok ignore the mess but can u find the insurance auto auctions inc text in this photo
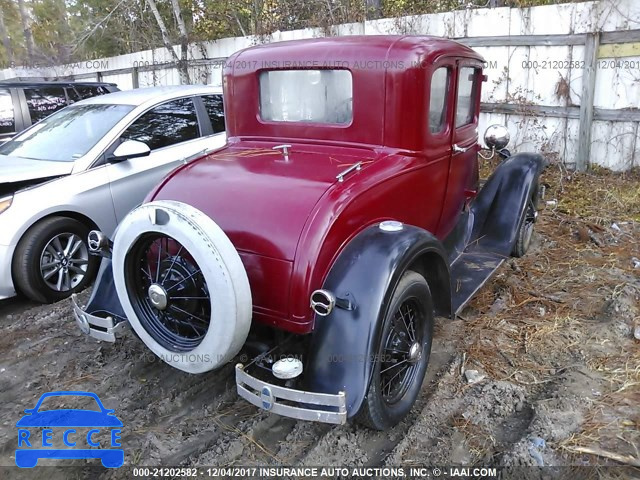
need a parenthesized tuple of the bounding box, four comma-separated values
(184, 466, 499, 478)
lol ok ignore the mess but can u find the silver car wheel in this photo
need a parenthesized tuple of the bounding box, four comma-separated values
(39, 233, 89, 292)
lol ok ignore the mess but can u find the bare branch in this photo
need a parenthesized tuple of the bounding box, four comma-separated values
(72, 0, 128, 56)
(146, 0, 190, 84)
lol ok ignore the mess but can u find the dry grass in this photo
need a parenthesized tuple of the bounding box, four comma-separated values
(467, 161, 640, 464)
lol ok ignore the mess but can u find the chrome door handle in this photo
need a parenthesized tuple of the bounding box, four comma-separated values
(453, 144, 470, 153)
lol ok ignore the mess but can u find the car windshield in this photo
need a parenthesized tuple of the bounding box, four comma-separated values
(0, 103, 134, 162)
(259, 69, 353, 124)
(37, 395, 101, 412)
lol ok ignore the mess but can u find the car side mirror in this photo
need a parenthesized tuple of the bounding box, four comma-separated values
(483, 124, 510, 150)
(111, 140, 150, 162)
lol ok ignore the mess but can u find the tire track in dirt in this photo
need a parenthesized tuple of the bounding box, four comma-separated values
(0, 295, 254, 471)
(384, 359, 606, 468)
(177, 317, 466, 468)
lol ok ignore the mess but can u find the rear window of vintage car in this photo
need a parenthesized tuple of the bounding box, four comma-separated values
(259, 69, 353, 125)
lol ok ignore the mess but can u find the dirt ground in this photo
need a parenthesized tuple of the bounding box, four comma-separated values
(0, 167, 638, 479)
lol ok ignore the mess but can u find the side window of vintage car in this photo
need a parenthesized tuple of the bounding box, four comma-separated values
(0, 88, 15, 135)
(121, 97, 200, 151)
(455, 67, 479, 127)
(429, 67, 450, 134)
(24, 87, 68, 124)
(201, 94, 225, 134)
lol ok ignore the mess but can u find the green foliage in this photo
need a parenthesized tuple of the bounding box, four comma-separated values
(0, 0, 24, 65)
(0, 0, 592, 68)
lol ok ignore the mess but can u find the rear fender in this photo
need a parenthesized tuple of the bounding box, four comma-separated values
(305, 223, 450, 417)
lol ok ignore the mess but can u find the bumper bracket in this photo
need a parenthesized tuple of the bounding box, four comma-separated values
(72, 294, 128, 342)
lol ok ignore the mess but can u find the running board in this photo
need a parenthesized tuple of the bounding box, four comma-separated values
(450, 249, 506, 314)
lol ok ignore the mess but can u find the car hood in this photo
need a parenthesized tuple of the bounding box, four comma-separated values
(0, 154, 74, 184)
(16, 410, 123, 427)
(152, 143, 374, 261)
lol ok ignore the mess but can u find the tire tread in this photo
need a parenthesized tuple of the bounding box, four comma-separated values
(12, 216, 95, 303)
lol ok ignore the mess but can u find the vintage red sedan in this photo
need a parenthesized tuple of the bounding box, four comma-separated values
(73, 36, 544, 430)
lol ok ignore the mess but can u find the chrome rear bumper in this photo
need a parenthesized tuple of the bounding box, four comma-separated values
(72, 293, 128, 342)
(235, 363, 347, 424)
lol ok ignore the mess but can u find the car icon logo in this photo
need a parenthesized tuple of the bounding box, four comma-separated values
(15, 391, 123, 468)
(261, 386, 274, 411)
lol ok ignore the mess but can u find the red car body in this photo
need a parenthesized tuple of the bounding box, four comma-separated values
(149, 36, 485, 335)
(76, 35, 544, 428)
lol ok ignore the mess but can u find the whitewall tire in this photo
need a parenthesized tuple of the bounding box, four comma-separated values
(111, 200, 252, 374)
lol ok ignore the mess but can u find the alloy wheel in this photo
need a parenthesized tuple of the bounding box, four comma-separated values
(39, 233, 90, 292)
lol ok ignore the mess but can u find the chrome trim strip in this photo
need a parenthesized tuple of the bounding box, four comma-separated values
(235, 364, 347, 425)
(336, 162, 362, 182)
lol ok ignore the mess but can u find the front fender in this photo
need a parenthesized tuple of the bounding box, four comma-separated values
(305, 223, 449, 417)
(471, 152, 546, 253)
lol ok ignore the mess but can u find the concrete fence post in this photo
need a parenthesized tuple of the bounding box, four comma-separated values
(132, 66, 139, 89)
(577, 32, 600, 172)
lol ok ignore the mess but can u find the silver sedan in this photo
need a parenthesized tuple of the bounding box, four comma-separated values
(0, 85, 226, 303)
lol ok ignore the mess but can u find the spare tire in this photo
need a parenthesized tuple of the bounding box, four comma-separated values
(112, 200, 252, 373)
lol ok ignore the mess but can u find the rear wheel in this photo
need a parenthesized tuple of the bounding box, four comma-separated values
(12, 217, 98, 303)
(356, 270, 434, 430)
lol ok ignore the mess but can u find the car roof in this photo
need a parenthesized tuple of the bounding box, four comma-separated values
(0, 80, 116, 87)
(235, 35, 482, 63)
(78, 84, 223, 107)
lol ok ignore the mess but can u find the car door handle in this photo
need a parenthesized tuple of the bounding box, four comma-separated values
(453, 144, 470, 153)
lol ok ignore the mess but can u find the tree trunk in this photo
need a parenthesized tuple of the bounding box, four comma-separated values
(17, 0, 35, 62)
(146, 0, 190, 84)
(169, 0, 190, 84)
(365, 0, 382, 20)
(56, 0, 72, 63)
(0, 6, 13, 65)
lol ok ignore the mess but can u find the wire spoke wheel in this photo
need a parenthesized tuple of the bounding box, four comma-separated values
(380, 298, 425, 405)
(125, 233, 211, 352)
(522, 199, 537, 244)
(39, 232, 89, 292)
(357, 270, 434, 430)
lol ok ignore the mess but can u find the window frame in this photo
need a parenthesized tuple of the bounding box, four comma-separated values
(454, 65, 481, 129)
(92, 93, 223, 170)
(427, 66, 452, 136)
(197, 94, 225, 135)
(424, 58, 456, 148)
(22, 86, 69, 125)
(118, 96, 203, 152)
(257, 68, 354, 127)
(0, 87, 18, 139)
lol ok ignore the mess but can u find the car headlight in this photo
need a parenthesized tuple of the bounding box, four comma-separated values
(0, 195, 13, 215)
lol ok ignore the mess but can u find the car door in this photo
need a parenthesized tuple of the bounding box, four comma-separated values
(106, 95, 225, 222)
(436, 61, 482, 238)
